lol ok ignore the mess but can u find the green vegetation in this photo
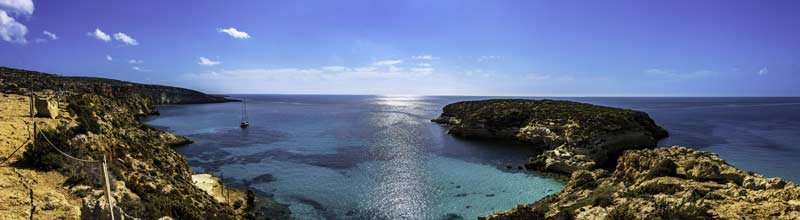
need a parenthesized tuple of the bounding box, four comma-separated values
(606, 205, 637, 220)
(646, 159, 678, 179)
(652, 201, 713, 220)
(67, 98, 103, 134)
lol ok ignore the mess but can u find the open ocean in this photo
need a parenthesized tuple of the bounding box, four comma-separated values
(144, 95, 800, 220)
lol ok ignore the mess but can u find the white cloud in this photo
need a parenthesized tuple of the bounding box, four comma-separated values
(0, 0, 34, 15)
(113, 32, 138, 45)
(106, 55, 113, 61)
(42, 30, 57, 40)
(418, 63, 432, 67)
(758, 67, 768, 76)
(198, 57, 221, 66)
(217, 27, 250, 39)
(371, 59, 403, 66)
(131, 66, 150, 72)
(412, 55, 438, 60)
(87, 28, 111, 42)
(0, 10, 27, 44)
(321, 66, 349, 71)
(128, 59, 143, 64)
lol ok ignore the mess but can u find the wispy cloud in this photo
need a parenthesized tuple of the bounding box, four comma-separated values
(128, 59, 143, 64)
(198, 57, 221, 66)
(758, 67, 768, 76)
(477, 56, 502, 62)
(0, 10, 28, 44)
(113, 32, 138, 45)
(106, 55, 113, 61)
(644, 68, 718, 79)
(87, 28, 111, 42)
(412, 55, 438, 60)
(321, 66, 349, 71)
(218, 27, 250, 39)
(371, 59, 403, 66)
(132, 66, 150, 72)
(42, 30, 57, 40)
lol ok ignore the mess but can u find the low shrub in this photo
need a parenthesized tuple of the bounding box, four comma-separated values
(652, 202, 713, 220)
(606, 205, 637, 220)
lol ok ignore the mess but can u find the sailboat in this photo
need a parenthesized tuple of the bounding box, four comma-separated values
(240, 99, 249, 128)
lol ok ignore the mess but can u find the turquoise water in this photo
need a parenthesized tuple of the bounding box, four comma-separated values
(145, 95, 800, 219)
(145, 95, 564, 220)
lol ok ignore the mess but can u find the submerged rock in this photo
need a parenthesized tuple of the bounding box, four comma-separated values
(432, 99, 668, 174)
(480, 146, 800, 220)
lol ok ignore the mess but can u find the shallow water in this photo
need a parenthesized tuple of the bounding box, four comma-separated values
(145, 95, 800, 219)
(146, 95, 563, 220)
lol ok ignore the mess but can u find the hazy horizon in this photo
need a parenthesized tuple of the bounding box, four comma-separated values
(2, 0, 799, 96)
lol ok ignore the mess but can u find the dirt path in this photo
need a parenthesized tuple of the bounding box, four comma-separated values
(0, 93, 81, 220)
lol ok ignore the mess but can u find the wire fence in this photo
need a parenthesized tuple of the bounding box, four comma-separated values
(0, 123, 32, 167)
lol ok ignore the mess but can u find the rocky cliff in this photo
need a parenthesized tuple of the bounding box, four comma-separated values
(480, 146, 800, 220)
(0, 66, 234, 105)
(432, 99, 668, 174)
(0, 67, 288, 219)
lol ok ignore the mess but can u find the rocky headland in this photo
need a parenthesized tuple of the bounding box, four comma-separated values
(0, 67, 289, 220)
(434, 99, 799, 219)
(432, 99, 668, 174)
(481, 147, 800, 220)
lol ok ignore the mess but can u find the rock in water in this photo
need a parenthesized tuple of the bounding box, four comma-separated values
(34, 97, 59, 119)
(432, 99, 668, 174)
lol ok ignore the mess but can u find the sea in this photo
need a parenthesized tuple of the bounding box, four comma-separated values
(144, 95, 800, 220)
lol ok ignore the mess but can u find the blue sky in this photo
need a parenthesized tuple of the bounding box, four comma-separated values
(1, 0, 798, 96)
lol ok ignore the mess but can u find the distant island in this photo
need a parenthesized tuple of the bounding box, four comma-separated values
(434, 99, 800, 220)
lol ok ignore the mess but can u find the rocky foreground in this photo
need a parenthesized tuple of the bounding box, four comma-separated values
(481, 147, 800, 220)
(1, 67, 289, 219)
(434, 99, 799, 219)
(432, 99, 668, 174)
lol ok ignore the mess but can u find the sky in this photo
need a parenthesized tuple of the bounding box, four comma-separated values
(1, 0, 799, 96)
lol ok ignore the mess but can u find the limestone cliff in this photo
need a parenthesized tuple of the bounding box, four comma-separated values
(0, 67, 288, 219)
(480, 146, 800, 220)
(432, 99, 668, 174)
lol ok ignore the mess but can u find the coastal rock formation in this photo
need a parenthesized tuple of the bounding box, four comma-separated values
(480, 146, 800, 220)
(1, 67, 288, 219)
(432, 99, 668, 174)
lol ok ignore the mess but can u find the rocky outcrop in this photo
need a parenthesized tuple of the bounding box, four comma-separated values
(1, 67, 287, 219)
(432, 99, 668, 174)
(480, 146, 800, 220)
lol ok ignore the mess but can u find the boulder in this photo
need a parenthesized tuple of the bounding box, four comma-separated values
(34, 97, 59, 119)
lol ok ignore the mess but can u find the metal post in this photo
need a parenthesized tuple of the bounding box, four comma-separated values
(102, 156, 116, 220)
(220, 172, 226, 203)
(30, 94, 36, 146)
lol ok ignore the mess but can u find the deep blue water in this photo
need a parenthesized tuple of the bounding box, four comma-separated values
(145, 95, 800, 220)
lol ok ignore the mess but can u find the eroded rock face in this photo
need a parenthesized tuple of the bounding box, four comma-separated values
(481, 146, 800, 220)
(432, 99, 668, 174)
